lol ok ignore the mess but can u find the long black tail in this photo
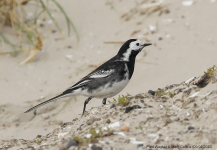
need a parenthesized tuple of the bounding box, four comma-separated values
(24, 93, 67, 113)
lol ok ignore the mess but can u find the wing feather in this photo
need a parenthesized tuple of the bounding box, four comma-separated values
(88, 69, 114, 78)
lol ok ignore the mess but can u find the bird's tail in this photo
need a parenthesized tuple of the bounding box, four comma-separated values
(24, 93, 68, 113)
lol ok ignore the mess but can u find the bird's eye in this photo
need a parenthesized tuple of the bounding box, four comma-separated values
(136, 43, 139, 46)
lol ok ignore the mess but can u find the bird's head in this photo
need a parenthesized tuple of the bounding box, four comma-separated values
(117, 39, 151, 61)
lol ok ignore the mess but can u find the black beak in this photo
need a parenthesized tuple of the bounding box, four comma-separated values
(142, 43, 152, 47)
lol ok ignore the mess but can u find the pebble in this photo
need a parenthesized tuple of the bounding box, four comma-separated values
(87, 118, 95, 125)
(137, 144, 144, 148)
(91, 144, 102, 150)
(106, 119, 111, 124)
(182, 1, 194, 6)
(162, 19, 174, 25)
(66, 139, 78, 149)
(110, 104, 115, 109)
(188, 126, 195, 130)
(121, 126, 129, 131)
(86, 118, 100, 125)
(133, 105, 142, 109)
(148, 90, 155, 95)
(149, 25, 157, 33)
(125, 105, 142, 113)
(125, 107, 134, 113)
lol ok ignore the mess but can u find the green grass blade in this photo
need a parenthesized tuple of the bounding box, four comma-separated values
(39, 0, 61, 32)
(0, 49, 26, 55)
(34, 9, 45, 24)
(0, 32, 16, 51)
(51, 0, 79, 42)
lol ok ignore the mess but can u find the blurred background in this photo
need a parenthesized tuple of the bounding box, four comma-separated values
(0, 0, 216, 140)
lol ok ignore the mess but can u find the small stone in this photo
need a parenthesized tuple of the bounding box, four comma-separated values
(91, 144, 102, 150)
(158, 37, 163, 40)
(188, 126, 195, 130)
(137, 144, 143, 148)
(110, 104, 115, 109)
(149, 25, 157, 33)
(124, 139, 130, 143)
(86, 118, 100, 125)
(148, 90, 155, 95)
(182, 1, 194, 6)
(121, 126, 129, 131)
(87, 118, 95, 125)
(125, 107, 134, 113)
(194, 103, 198, 107)
(106, 119, 111, 124)
(52, 29, 57, 33)
(77, 126, 82, 131)
(40, 23, 45, 27)
(72, 118, 78, 122)
(161, 96, 169, 100)
(162, 19, 174, 26)
(65, 55, 72, 59)
(125, 105, 141, 113)
(36, 135, 42, 138)
(66, 139, 78, 149)
(140, 100, 144, 103)
(133, 105, 142, 109)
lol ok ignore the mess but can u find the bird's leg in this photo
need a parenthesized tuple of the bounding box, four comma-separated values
(82, 96, 93, 115)
(102, 98, 107, 105)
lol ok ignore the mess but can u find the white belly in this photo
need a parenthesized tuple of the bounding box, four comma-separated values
(92, 79, 129, 98)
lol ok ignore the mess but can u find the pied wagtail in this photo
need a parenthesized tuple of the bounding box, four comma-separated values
(25, 39, 151, 115)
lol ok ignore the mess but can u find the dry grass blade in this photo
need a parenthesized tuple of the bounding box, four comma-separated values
(121, 0, 168, 21)
(19, 49, 38, 65)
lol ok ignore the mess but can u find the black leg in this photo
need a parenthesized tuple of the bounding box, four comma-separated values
(82, 96, 93, 115)
(102, 98, 107, 105)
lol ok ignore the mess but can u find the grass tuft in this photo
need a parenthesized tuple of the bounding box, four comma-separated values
(168, 92, 174, 98)
(34, 139, 41, 145)
(155, 89, 166, 97)
(204, 65, 216, 77)
(0, 0, 79, 64)
(72, 127, 114, 145)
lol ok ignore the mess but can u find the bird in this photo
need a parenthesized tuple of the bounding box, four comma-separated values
(24, 39, 151, 115)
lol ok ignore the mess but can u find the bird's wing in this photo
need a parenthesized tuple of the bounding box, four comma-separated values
(68, 69, 115, 90)
(66, 56, 119, 92)
(68, 79, 91, 89)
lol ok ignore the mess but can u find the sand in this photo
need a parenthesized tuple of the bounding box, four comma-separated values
(1, 72, 217, 149)
(0, 0, 217, 149)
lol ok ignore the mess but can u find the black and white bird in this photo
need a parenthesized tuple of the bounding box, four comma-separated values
(24, 39, 151, 115)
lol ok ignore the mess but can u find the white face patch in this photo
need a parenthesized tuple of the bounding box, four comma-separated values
(129, 40, 144, 50)
(89, 69, 115, 78)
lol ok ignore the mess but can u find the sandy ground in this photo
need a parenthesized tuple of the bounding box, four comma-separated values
(1, 72, 217, 149)
(0, 0, 217, 146)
